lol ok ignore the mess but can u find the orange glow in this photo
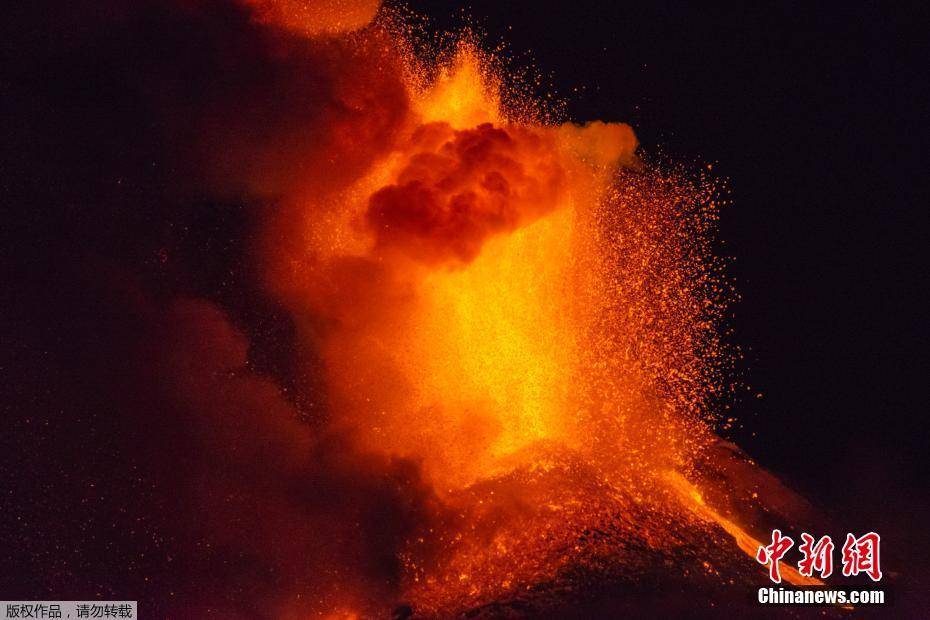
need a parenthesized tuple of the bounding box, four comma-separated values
(666, 471, 823, 588)
(415, 46, 503, 129)
(241, 0, 381, 35)
(260, 28, 796, 615)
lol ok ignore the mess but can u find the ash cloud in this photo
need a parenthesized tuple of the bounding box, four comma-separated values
(0, 0, 441, 615)
(367, 122, 566, 264)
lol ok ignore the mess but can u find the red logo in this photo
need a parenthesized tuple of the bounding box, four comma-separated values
(756, 529, 794, 583)
(798, 533, 834, 578)
(841, 532, 882, 581)
(757, 531, 881, 583)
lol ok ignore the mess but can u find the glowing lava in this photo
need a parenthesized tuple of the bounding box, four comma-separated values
(259, 20, 815, 617)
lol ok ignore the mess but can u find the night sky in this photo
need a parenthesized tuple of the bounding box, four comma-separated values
(2, 0, 927, 616)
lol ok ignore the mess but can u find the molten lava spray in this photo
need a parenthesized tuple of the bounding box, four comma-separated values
(252, 11, 790, 616)
(0, 0, 824, 616)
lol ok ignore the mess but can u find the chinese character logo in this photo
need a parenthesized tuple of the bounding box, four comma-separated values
(798, 533, 834, 578)
(757, 530, 882, 583)
(841, 532, 882, 581)
(756, 529, 794, 583)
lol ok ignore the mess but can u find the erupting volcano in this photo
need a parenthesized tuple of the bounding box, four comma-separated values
(244, 6, 824, 616)
(8, 0, 892, 618)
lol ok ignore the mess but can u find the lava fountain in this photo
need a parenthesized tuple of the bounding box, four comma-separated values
(251, 13, 818, 615)
(0, 0, 849, 617)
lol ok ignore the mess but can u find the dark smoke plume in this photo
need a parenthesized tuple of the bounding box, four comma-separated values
(0, 0, 442, 615)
